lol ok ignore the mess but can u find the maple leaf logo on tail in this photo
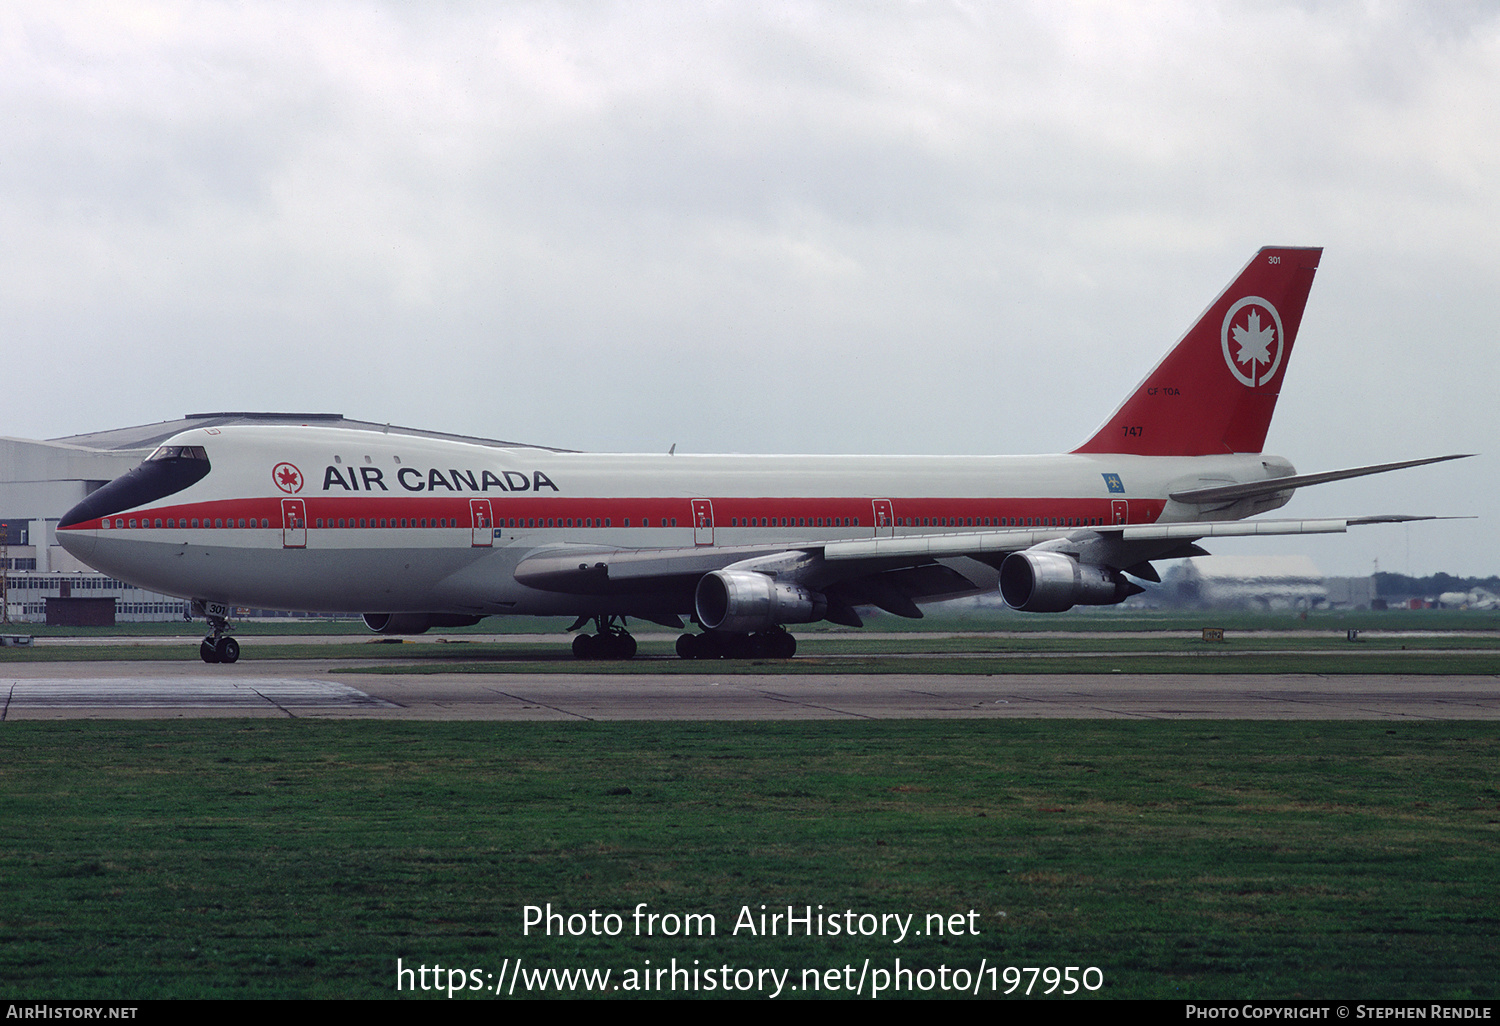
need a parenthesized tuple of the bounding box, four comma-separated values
(1220, 297, 1285, 387)
(1233, 310, 1275, 366)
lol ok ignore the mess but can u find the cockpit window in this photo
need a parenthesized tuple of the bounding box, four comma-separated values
(146, 445, 209, 462)
(59, 443, 213, 527)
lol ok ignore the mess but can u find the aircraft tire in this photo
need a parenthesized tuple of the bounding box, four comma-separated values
(676, 633, 700, 659)
(200, 639, 221, 664)
(726, 633, 758, 659)
(698, 632, 730, 659)
(216, 637, 240, 664)
(573, 634, 595, 659)
(767, 631, 796, 659)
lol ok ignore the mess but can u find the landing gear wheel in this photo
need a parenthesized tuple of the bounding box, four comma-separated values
(761, 628, 797, 659)
(571, 617, 638, 660)
(200, 611, 238, 665)
(677, 629, 795, 660)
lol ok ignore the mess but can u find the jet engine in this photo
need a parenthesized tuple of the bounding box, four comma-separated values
(999, 551, 1143, 613)
(362, 613, 485, 635)
(694, 571, 827, 633)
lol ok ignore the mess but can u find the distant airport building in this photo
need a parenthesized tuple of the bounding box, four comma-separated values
(1, 412, 554, 623)
(1325, 575, 1380, 610)
(1161, 556, 1329, 611)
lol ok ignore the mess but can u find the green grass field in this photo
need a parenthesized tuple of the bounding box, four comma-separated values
(1, 720, 1495, 999)
(4, 608, 1498, 674)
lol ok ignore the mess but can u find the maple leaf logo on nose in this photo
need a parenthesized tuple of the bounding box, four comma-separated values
(273, 463, 303, 493)
(1232, 309, 1276, 369)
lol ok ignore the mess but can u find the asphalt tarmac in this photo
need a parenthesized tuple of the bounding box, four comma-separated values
(3, 660, 1498, 720)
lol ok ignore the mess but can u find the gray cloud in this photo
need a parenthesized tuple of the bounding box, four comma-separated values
(2, 1, 1493, 574)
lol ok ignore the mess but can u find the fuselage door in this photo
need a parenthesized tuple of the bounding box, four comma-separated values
(281, 499, 306, 549)
(872, 498, 894, 538)
(470, 499, 494, 547)
(691, 499, 714, 546)
(1111, 499, 1129, 525)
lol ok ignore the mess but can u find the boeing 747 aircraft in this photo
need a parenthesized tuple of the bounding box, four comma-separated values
(56, 247, 1465, 662)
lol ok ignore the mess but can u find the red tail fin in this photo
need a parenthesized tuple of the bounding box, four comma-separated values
(1073, 246, 1322, 456)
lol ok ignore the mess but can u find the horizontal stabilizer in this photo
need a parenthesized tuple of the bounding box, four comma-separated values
(1168, 454, 1474, 505)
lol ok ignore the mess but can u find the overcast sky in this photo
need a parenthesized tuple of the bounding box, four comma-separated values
(2, 2, 1494, 577)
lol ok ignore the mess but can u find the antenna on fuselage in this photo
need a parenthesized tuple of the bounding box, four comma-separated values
(668, 443, 676, 455)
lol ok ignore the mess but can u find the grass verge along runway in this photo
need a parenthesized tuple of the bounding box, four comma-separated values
(1, 719, 1495, 1000)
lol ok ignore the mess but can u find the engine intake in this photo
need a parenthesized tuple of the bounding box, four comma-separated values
(362, 613, 485, 635)
(999, 551, 1142, 613)
(695, 571, 826, 633)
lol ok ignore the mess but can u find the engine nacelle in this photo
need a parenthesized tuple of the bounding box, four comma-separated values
(999, 551, 1143, 613)
(362, 613, 485, 635)
(695, 571, 827, 633)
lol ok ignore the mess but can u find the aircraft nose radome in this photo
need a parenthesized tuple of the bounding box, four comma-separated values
(55, 520, 96, 562)
(59, 496, 93, 530)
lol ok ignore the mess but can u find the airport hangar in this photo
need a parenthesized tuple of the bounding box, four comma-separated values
(0, 413, 559, 624)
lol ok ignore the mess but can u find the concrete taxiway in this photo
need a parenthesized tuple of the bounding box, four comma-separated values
(2, 660, 1498, 720)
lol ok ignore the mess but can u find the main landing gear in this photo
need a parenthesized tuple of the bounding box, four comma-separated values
(571, 615, 638, 660)
(675, 627, 796, 660)
(199, 614, 240, 664)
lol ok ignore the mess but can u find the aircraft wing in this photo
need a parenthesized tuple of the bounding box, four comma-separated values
(509, 513, 1443, 623)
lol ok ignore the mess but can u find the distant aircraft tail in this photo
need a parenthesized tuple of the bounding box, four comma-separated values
(1073, 246, 1322, 456)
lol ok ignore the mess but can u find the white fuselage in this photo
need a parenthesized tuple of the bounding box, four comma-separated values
(57, 425, 1294, 616)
